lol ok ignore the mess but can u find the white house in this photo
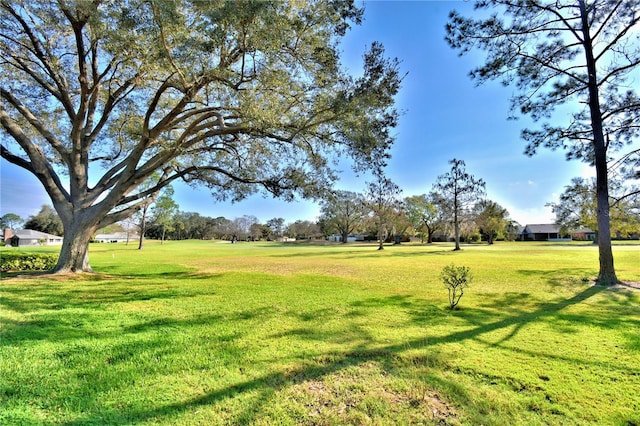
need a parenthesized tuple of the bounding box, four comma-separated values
(93, 232, 138, 243)
(9, 229, 63, 247)
(328, 234, 357, 243)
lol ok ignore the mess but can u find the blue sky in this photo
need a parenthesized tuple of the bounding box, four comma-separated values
(1, 1, 594, 226)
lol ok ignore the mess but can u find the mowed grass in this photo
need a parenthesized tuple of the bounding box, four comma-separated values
(1, 241, 639, 425)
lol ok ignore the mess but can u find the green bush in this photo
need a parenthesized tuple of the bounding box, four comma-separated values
(0, 252, 58, 272)
(441, 264, 472, 310)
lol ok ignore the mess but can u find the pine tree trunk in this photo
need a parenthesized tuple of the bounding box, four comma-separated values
(595, 167, 618, 284)
(579, 0, 618, 285)
(453, 209, 461, 251)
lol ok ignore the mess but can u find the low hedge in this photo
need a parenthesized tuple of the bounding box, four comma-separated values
(0, 252, 58, 272)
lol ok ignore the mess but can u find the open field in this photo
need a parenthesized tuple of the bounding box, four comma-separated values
(1, 240, 639, 425)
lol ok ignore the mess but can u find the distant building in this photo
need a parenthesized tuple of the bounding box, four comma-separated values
(327, 234, 370, 243)
(8, 229, 63, 247)
(571, 227, 596, 241)
(328, 234, 357, 243)
(93, 232, 138, 243)
(519, 224, 570, 241)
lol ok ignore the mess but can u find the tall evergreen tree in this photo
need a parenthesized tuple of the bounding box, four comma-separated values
(446, 0, 640, 284)
(432, 159, 485, 251)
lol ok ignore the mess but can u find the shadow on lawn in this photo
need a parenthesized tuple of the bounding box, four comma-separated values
(0, 271, 224, 318)
(4, 265, 637, 424)
(516, 268, 596, 287)
(51, 284, 640, 425)
(269, 245, 455, 259)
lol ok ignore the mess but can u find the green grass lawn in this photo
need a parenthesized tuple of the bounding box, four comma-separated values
(1, 240, 639, 425)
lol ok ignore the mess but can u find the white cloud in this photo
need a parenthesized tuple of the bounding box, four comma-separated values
(506, 204, 555, 225)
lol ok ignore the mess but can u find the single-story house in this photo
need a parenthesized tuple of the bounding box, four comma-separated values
(327, 233, 371, 243)
(9, 229, 63, 247)
(328, 234, 357, 243)
(519, 224, 571, 241)
(571, 227, 596, 241)
(277, 236, 297, 242)
(93, 232, 138, 243)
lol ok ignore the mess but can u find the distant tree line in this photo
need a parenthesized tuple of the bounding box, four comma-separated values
(319, 159, 517, 246)
(5, 157, 638, 246)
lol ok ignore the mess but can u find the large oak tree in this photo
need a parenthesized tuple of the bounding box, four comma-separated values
(319, 190, 366, 243)
(0, 0, 402, 272)
(548, 177, 640, 240)
(404, 194, 444, 244)
(446, 0, 640, 284)
(473, 199, 509, 245)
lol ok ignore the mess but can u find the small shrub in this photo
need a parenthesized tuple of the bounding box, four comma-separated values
(441, 264, 472, 310)
(0, 252, 58, 272)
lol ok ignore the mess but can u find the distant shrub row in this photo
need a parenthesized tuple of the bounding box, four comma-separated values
(0, 252, 58, 272)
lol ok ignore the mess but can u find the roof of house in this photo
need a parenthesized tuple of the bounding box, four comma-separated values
(12, 229, 63, 239)
(524, 224, 561, 233)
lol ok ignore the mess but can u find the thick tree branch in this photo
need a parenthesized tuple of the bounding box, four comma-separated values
(0, 113, 70, 205)
(0, 87, 70, 163)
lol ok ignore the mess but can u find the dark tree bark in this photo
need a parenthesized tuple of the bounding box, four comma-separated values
(0, 1, 402, 273)
(446, 0, 639, 284)
(578, 0, 618, 284)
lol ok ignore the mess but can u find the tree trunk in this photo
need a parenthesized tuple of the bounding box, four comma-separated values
(341, 230, 349, 244)
(138, 205, 148, 250)
(579, 1, 618, 285)
(53, 222, 96, 273)
(595, 187, 617, 284)
(453, 208, 461, 251)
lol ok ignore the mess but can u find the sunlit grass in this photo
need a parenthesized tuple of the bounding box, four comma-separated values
(1, 240, 639, 424)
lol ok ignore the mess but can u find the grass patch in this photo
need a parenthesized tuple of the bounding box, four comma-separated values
(1, 241, 639, 424)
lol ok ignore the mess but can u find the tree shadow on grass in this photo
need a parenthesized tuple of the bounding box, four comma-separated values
(268, 246, 454, 259)
(48, 285, 628, 425)
(516, 268, 596, 287)
(0, 271, 225, 314)
(4, 265, 636, 425)
(0, 301, 266, 346)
